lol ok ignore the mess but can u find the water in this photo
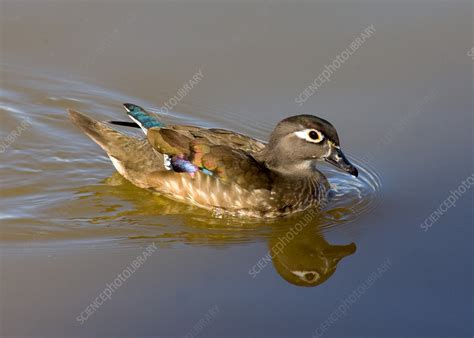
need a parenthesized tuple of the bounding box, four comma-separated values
(1, 2, 472, 337)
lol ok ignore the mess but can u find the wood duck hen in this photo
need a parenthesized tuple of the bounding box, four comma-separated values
(69, 104, 358, 218)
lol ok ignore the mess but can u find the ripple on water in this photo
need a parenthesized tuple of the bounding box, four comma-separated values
(1, 65, 381, 247)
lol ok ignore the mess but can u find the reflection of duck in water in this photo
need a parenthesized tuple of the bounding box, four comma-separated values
(267, 219, 356, 287)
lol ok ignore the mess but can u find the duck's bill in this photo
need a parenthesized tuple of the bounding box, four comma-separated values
(324, 147, 358, 177)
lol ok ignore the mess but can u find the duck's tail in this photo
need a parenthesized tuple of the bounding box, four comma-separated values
(69, 109, 166, 187)
(69, 109, 133, 159)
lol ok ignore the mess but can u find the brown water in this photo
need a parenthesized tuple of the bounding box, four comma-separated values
(1, 2, 472, 337)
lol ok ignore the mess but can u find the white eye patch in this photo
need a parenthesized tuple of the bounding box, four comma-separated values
(294, 129, 325, 143)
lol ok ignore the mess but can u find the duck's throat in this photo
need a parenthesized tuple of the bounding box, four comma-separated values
(266, 158, 320, 176)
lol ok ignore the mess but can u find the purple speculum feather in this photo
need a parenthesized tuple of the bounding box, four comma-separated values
(170, 156, 199, 173)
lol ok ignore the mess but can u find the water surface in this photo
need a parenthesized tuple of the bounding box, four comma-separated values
(1, 2, 472, 337)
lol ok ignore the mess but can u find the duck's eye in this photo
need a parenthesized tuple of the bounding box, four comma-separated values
(294, 129, 324, 143)
(307, 129, 323, 143)
(309, 131, 319, 140)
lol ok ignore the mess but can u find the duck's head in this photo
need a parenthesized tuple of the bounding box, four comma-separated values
(263, 114, 358, 177)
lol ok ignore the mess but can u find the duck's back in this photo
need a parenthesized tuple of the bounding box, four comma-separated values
(161, 124, 266, 154)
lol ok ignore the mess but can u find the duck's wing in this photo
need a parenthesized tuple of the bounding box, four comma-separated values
(144, 127, 277, 214)
(147, 128, 272, 190)
(190, 141, 272, 190)
(151, 124, 266, 154)
(168, 125, 266, 154)
(114, 103, 266, 153)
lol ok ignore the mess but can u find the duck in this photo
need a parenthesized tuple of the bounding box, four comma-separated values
(69, 103, 358, 218)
